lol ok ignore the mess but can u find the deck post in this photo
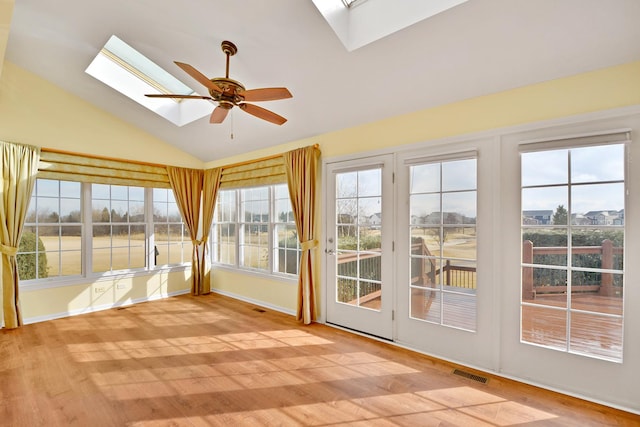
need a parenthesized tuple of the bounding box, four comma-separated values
(522, 240, 535, 300)
(599, 239, 614, 296)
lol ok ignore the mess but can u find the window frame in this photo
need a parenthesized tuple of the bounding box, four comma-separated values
(19, 179, 84, 281)
(406, 155, 478, 332)
(17, 180, 191, 289)
(151, 187, 192, 268)
(519, 138, 627, 362)
(211, 183, 301, 278)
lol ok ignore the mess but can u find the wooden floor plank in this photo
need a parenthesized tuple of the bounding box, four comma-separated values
(1, 293, 638, 426)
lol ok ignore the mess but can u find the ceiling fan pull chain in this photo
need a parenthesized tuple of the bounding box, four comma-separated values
(230, 109, 234, 140)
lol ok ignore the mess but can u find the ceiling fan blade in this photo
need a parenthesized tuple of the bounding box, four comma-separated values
(145, 94, 212, 99)
(239, 103, 287, 125)
(174, 61, 223, 94)
(210, 106, 230, 124)
(239, 87, 292, 102)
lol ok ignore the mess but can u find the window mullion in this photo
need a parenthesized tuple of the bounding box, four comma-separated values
(83, 182, 92, 277)
(269, 186, 274, 274)
(146, 187, 155, 270)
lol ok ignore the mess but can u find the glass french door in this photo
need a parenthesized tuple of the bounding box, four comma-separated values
(325, 155, 394, 339)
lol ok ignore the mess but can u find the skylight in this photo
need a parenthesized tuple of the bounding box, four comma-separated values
(342, 0, 367, 8)
(85, 35, 211, 126)
(314, 0, 468, 51)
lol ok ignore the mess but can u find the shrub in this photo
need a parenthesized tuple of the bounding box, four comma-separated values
(16, 231, 48, 280)
(523, 229, 623, 288)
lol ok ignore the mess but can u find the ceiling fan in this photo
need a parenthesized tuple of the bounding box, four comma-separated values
(145, 40, 292, 125)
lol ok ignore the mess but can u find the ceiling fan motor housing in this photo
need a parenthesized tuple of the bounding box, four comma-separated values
(210, 77, 246, 107)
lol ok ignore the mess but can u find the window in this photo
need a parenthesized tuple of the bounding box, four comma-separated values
(240, 187, 270, 270)
(19, 179, 82, 280)
(274, 185, 300, 275)
(212, 190, 237, 266)
(17, 179, 191, 283)
(520, 142, 625, 361)
(408, 157, 477, 331)
(212, 184, 300, 276)
(92, 184, 146, 272)
(153, 188, 192, 266)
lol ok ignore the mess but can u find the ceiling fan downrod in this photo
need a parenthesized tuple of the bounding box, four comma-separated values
(221, 40, 237, 79)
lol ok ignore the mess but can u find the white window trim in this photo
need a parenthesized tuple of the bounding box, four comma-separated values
(18, 182, 191, 290)
(211, 184, 301, 279)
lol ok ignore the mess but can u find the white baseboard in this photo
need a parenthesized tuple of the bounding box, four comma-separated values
(22, 289, 191, 325)
(210, 288, 296, 317)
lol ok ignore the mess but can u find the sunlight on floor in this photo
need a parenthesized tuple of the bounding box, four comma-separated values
(75, 324, 556, 426)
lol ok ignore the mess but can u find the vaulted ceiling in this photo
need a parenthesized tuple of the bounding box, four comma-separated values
(3, 0, 640, 162)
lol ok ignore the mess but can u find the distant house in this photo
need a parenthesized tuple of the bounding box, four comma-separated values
(571, 213, 592, 225)
(522, 210, 553, 225)
(584, 210, 620, 225)
(368, 213, 382, 227)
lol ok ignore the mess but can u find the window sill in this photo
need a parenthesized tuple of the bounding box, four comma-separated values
(19, 264, 191, 292)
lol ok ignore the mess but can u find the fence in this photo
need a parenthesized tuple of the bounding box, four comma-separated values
(522, 239, 623, 299)
(336, 250, 382, 303)
(335, 238, 476, 305)
(411, 239, 476, 289)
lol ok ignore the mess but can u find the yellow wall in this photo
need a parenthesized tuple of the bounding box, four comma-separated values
(0, 61, 199, 323)
(21, 270, 191, 323)
(0, 61, 203, 168)
(211, 269, 297, 314)
(205, 60, 640, 314)
(0, 1, 14, 78)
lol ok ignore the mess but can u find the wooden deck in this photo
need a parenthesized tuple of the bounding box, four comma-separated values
(1, 293, 637, 426)
(522, 294, 623, 360)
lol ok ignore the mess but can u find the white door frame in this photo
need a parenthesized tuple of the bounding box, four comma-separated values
(323, 154, 395, 340)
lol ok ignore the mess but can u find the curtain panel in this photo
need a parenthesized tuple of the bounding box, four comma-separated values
(283, 145, 320, 324)
(201, 168, 222, 293)
(167, 166, 205, 295)
(1, 141, 40, 329)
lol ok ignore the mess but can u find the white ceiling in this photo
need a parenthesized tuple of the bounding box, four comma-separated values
(4, 0, 640, 163)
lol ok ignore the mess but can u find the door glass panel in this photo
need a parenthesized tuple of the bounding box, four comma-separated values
(521, 305, 567, 351)
(569, 312, 622, 361)
(520, 144, 624, 361)
(408, 158, 477, 330)
(335, 168, 383, 311)
(410, 288, 441, 323)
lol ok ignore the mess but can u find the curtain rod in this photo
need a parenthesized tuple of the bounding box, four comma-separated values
(42, 143, 321, 171)
(41, 147, 176, 169)
(221, 144, 320, 170)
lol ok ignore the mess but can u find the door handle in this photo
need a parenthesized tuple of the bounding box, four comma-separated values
(325, 249, 335, 255)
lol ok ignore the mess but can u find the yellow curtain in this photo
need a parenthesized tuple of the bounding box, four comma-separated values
(200, 168, 222, 293)
(167, 166, 205, 295)
(1, 141, 40, 329)
(283, 145, 320, 324)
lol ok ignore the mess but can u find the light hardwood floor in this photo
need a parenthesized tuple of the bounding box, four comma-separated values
(1, 293, 638, 426)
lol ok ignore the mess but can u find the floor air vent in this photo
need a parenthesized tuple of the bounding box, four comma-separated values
(252, 308, 266, 313)
(452, 369, 488, 384)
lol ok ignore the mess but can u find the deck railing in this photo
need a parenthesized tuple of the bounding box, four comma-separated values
(411, 239, 476, 289)
(522, 239, 623, 299)
(335, 238, 622, 304)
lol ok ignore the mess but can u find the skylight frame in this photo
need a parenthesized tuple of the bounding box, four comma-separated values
(314, 0, 469, 51)
(342, 0, 368, 8)
(85, 35, 211, 126)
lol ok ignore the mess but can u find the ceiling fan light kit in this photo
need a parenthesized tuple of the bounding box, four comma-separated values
(146, 40, 292, 125)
